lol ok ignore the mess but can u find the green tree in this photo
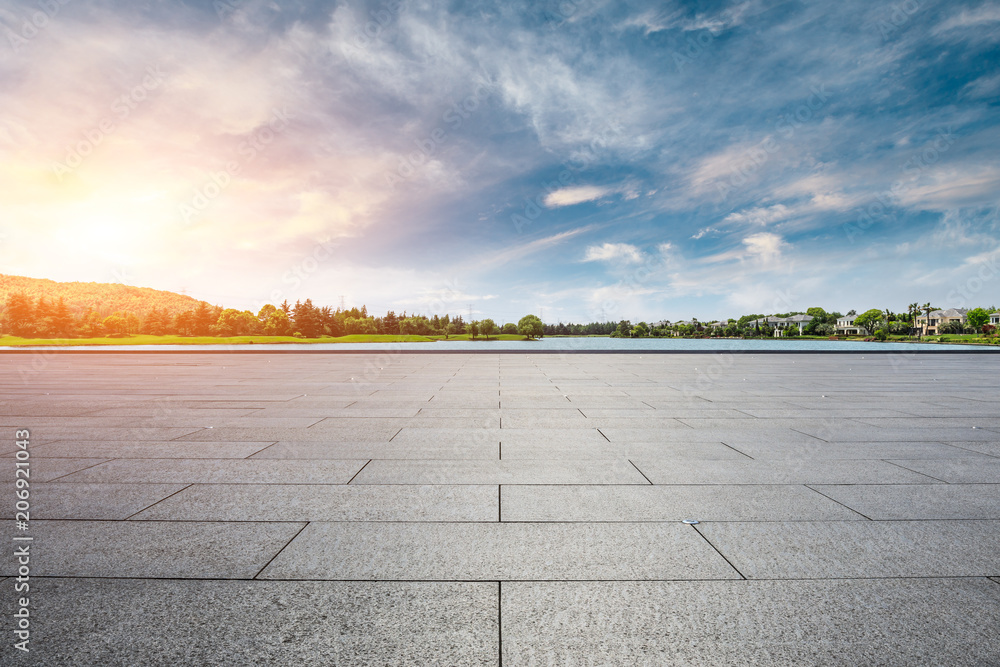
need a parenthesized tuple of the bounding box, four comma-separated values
(480, 318, 497, 340)
(518, 314, 544, 339)
(263, 310, 292, 336)
(468, 320, 480, 340)
(103, 312, 128, 335)
(854, 309, 884, 335)
(967, 307, 990, 331)
(632, 322, 649, 337)
(192, 302, 215, 336)
(2, 292, 34, 337)
(51, 297, 75, 337)
(502, 323, 517, 335)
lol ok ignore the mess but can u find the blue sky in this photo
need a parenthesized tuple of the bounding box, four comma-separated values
(1, 0, 998, 323)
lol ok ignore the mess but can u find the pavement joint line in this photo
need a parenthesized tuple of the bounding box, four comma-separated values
(880, 459, 953, 483)
(497, 580, 503, 667)
(801, 484, 874, 520)
(345, 460, 372, 485)
(717, 441, 755, 460)
(628, 460, 653, 485)
(122, 483, 195, 520)
(596, 428, 611, 443)
(243, 441, 281, 459)
(692, 524, 746, 580)
(253, 521, 310, 580)
(44, 458, 114, 482)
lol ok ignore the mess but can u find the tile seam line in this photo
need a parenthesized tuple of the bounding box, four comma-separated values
(880, 459, 952, 484)
(692, 525, 746, 580)
(252, 521, 311, 580)
(122, 483, 195, 520)
(802, 485, 874, 520)
(346, 460, 373, 485)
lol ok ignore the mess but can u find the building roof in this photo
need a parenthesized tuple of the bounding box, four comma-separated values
(917, 308, 968, 319)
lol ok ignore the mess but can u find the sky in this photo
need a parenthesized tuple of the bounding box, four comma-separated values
(1, 0, 999, 324)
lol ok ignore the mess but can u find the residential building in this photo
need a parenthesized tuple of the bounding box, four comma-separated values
(746, 314, 813, 336)
(990, 312, 1000, 327)
(836, 315, 867, 336)
(915, 308, 968, 335)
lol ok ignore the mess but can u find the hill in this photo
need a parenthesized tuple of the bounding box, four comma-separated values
(0, 274, 205, 317)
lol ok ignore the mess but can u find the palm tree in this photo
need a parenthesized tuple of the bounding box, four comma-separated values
(908, 303, 919, 338)
(920, 302, 934, 338)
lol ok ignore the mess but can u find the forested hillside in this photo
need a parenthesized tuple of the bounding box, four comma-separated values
(0, 274, 201, 318)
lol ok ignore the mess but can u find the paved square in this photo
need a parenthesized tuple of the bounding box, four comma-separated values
(2, 351, 999, 664)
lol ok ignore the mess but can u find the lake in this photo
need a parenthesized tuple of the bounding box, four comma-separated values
(3, 338, 995, 352)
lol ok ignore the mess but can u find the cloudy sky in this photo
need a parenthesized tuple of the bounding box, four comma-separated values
(1, 0, 998, 323)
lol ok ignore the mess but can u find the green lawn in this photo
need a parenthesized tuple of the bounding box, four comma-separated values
(0, 334, 442, 346)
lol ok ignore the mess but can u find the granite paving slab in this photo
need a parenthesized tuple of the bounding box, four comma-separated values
(810, 483, 1000, 519)
(249, 440, 500, 460)
(698, 520, 1000, 578)
(131, 484, 499, 521)
(0, 482, 186, 520)
(631, 459, 942, 485)
(27, 440, 276, 459)
(352, 459, 649, 485)
(0, 520, 304, 578)
(501, 484, 864, 521)
(499, 440, 748, 460)
(502, 578, 1000, 666)
(259, 521, 741, 581)
(886, 457, 1000, 482)
(720, 440, 988, 460)
(6, 579, 499, 666)
(55, 458, 369, 484)
(0, 457, 108, 482)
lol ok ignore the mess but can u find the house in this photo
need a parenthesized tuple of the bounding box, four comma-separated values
(836, 315, 867, 336)
(990, 312, 1000, 327)
(747, 315, 813, 336)
(915, 308, 968, 335)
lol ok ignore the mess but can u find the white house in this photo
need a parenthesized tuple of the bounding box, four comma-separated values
(836, 315, 867, 336)
(990, 311, 1000, 327)
(746, 315, 813, 337)
(915, 308, 968, 335)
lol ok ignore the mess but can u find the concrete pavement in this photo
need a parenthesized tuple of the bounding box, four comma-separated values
(2, 351, 999, 665)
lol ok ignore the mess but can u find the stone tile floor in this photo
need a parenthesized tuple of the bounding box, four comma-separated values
(1, 351, 999, 665)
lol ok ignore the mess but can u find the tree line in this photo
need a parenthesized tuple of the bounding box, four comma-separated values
(0, 292, 555, 339)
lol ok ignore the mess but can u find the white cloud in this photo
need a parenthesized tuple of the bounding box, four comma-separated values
(723, 204, 790, 226)
(702, 232, 788, 264)
(743, 232, 787, 261)
(544, 185, 614, 208)
(583, 242, 644, 263)
(472, 227, 595, 271)
(936, 5, 1000, 32)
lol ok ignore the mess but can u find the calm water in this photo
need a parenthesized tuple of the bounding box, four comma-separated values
(3, 338, 995, 352)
